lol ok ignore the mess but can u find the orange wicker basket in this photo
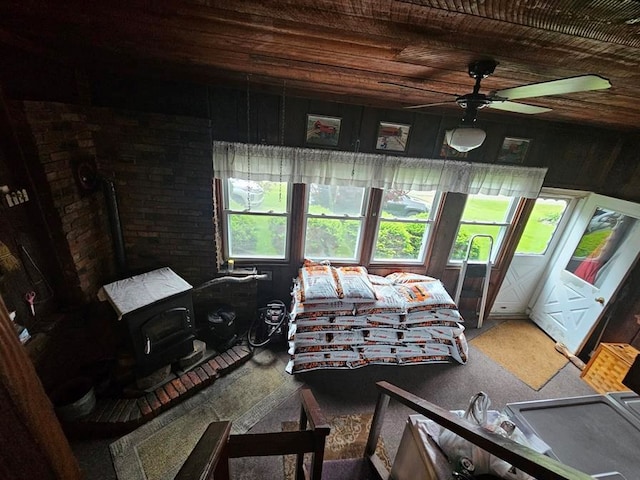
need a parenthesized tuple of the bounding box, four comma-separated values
(581, 343, 640, 394)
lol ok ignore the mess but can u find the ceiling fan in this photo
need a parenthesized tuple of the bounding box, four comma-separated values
(393, 59, 611, 118)
(383, 60, 611, 151)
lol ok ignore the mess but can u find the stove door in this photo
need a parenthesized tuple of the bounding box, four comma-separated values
(142, 307, 191, 355)
(126, 292, 195, 376)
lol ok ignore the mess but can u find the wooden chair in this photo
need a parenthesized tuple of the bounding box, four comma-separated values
(175, 387, 330, 480)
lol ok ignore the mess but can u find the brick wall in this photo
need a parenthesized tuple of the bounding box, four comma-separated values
(23, 102, 216, 299)
(96, 111, 215, 285)
(22, 102, 113, 302)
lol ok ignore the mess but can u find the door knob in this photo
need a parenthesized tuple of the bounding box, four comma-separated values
(595, 297, 605, 305)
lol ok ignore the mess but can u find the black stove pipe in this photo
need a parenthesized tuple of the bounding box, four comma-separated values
(103, 178, 127, 275)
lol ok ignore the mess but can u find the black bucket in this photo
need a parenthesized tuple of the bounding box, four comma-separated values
(204, 305, 238, 351)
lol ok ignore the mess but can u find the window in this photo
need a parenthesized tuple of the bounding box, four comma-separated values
(450, 194, 518, 263)
(302, 185, 442, 263)
(516, 197, 569, 255)
(213, 142, 548, 265)
(565, 208, 637, 286)
(304, 184, 366, 261)
(373, 189, 439, 262)
(223, 178, 289, 259)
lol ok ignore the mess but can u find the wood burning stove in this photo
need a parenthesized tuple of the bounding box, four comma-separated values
(100, 267, 195, 377)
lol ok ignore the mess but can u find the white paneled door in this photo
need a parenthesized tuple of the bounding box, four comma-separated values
(529, 194, 640, 353)
(492, 191, 577, 316)
(492, 255, 554, 314)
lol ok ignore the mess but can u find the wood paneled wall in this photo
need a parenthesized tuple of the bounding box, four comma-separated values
(3, 72, 640, 349)
(91, 76, 640, 205)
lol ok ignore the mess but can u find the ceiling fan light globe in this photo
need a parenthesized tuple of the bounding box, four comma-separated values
(446, 127, 486, 152)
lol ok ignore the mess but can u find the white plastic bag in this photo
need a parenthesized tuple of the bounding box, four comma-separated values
(437, 392, 535, 480)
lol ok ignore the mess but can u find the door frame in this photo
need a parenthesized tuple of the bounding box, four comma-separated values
(491, 188, 585, 317)
(524, 189, 590, 314)
(528, 192, 640, 355)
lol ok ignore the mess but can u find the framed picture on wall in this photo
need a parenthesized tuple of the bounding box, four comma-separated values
(305, 114, 341, 147)
(497, 137, 531, 164)
(439, 131, 468, 159)
(375, 121, 411, 152)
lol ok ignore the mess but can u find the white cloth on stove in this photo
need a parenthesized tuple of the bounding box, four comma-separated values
(98, 267, 192, 319)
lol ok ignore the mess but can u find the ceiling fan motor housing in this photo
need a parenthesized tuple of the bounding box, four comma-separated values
(457, 94, 491, 109)
(456, 59, 499, 122)
(468, 60, 498, 79)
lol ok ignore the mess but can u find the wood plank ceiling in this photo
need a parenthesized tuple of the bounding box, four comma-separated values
(1, 0, 639, 131)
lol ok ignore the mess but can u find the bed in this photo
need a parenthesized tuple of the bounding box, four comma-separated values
(285, 262, 468, 374)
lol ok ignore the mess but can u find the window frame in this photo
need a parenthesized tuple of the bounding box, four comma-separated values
(216, 180, 448, 268)
(448, 194, 520, 265)
(302, 183, 369, 263)
(213, 142, 548, 269)
(216, 181, 533, 272)
(219, 178, 293, 262)
(370, 190, 442, 265)
(513, 192, 576, 257)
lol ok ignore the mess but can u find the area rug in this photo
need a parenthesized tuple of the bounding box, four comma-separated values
(282, 413, 392, 480)
(470, 320, 568, 390)
(110, 348, 304, 480)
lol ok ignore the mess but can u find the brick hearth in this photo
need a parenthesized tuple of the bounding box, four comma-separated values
(64, 344, 252, 437)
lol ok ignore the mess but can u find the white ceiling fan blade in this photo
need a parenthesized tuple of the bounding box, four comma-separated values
(488, 101, 552, 114)
(492, 75, 611, 101)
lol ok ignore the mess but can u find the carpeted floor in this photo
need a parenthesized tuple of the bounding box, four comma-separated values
(282, 413, 392, 480)
(72, 318, 597, 480)
(109, 349, 303, 480)
(470, 319, 569, 390)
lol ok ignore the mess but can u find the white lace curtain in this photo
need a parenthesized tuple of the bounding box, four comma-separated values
(212, 141, 547, 199)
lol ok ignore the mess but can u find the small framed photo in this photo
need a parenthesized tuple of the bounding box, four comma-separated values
(375, 121, 411, 152)
(306, 114, 341, 147)
(439, 131, 468, 159)
(497, 137, 531, 164)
